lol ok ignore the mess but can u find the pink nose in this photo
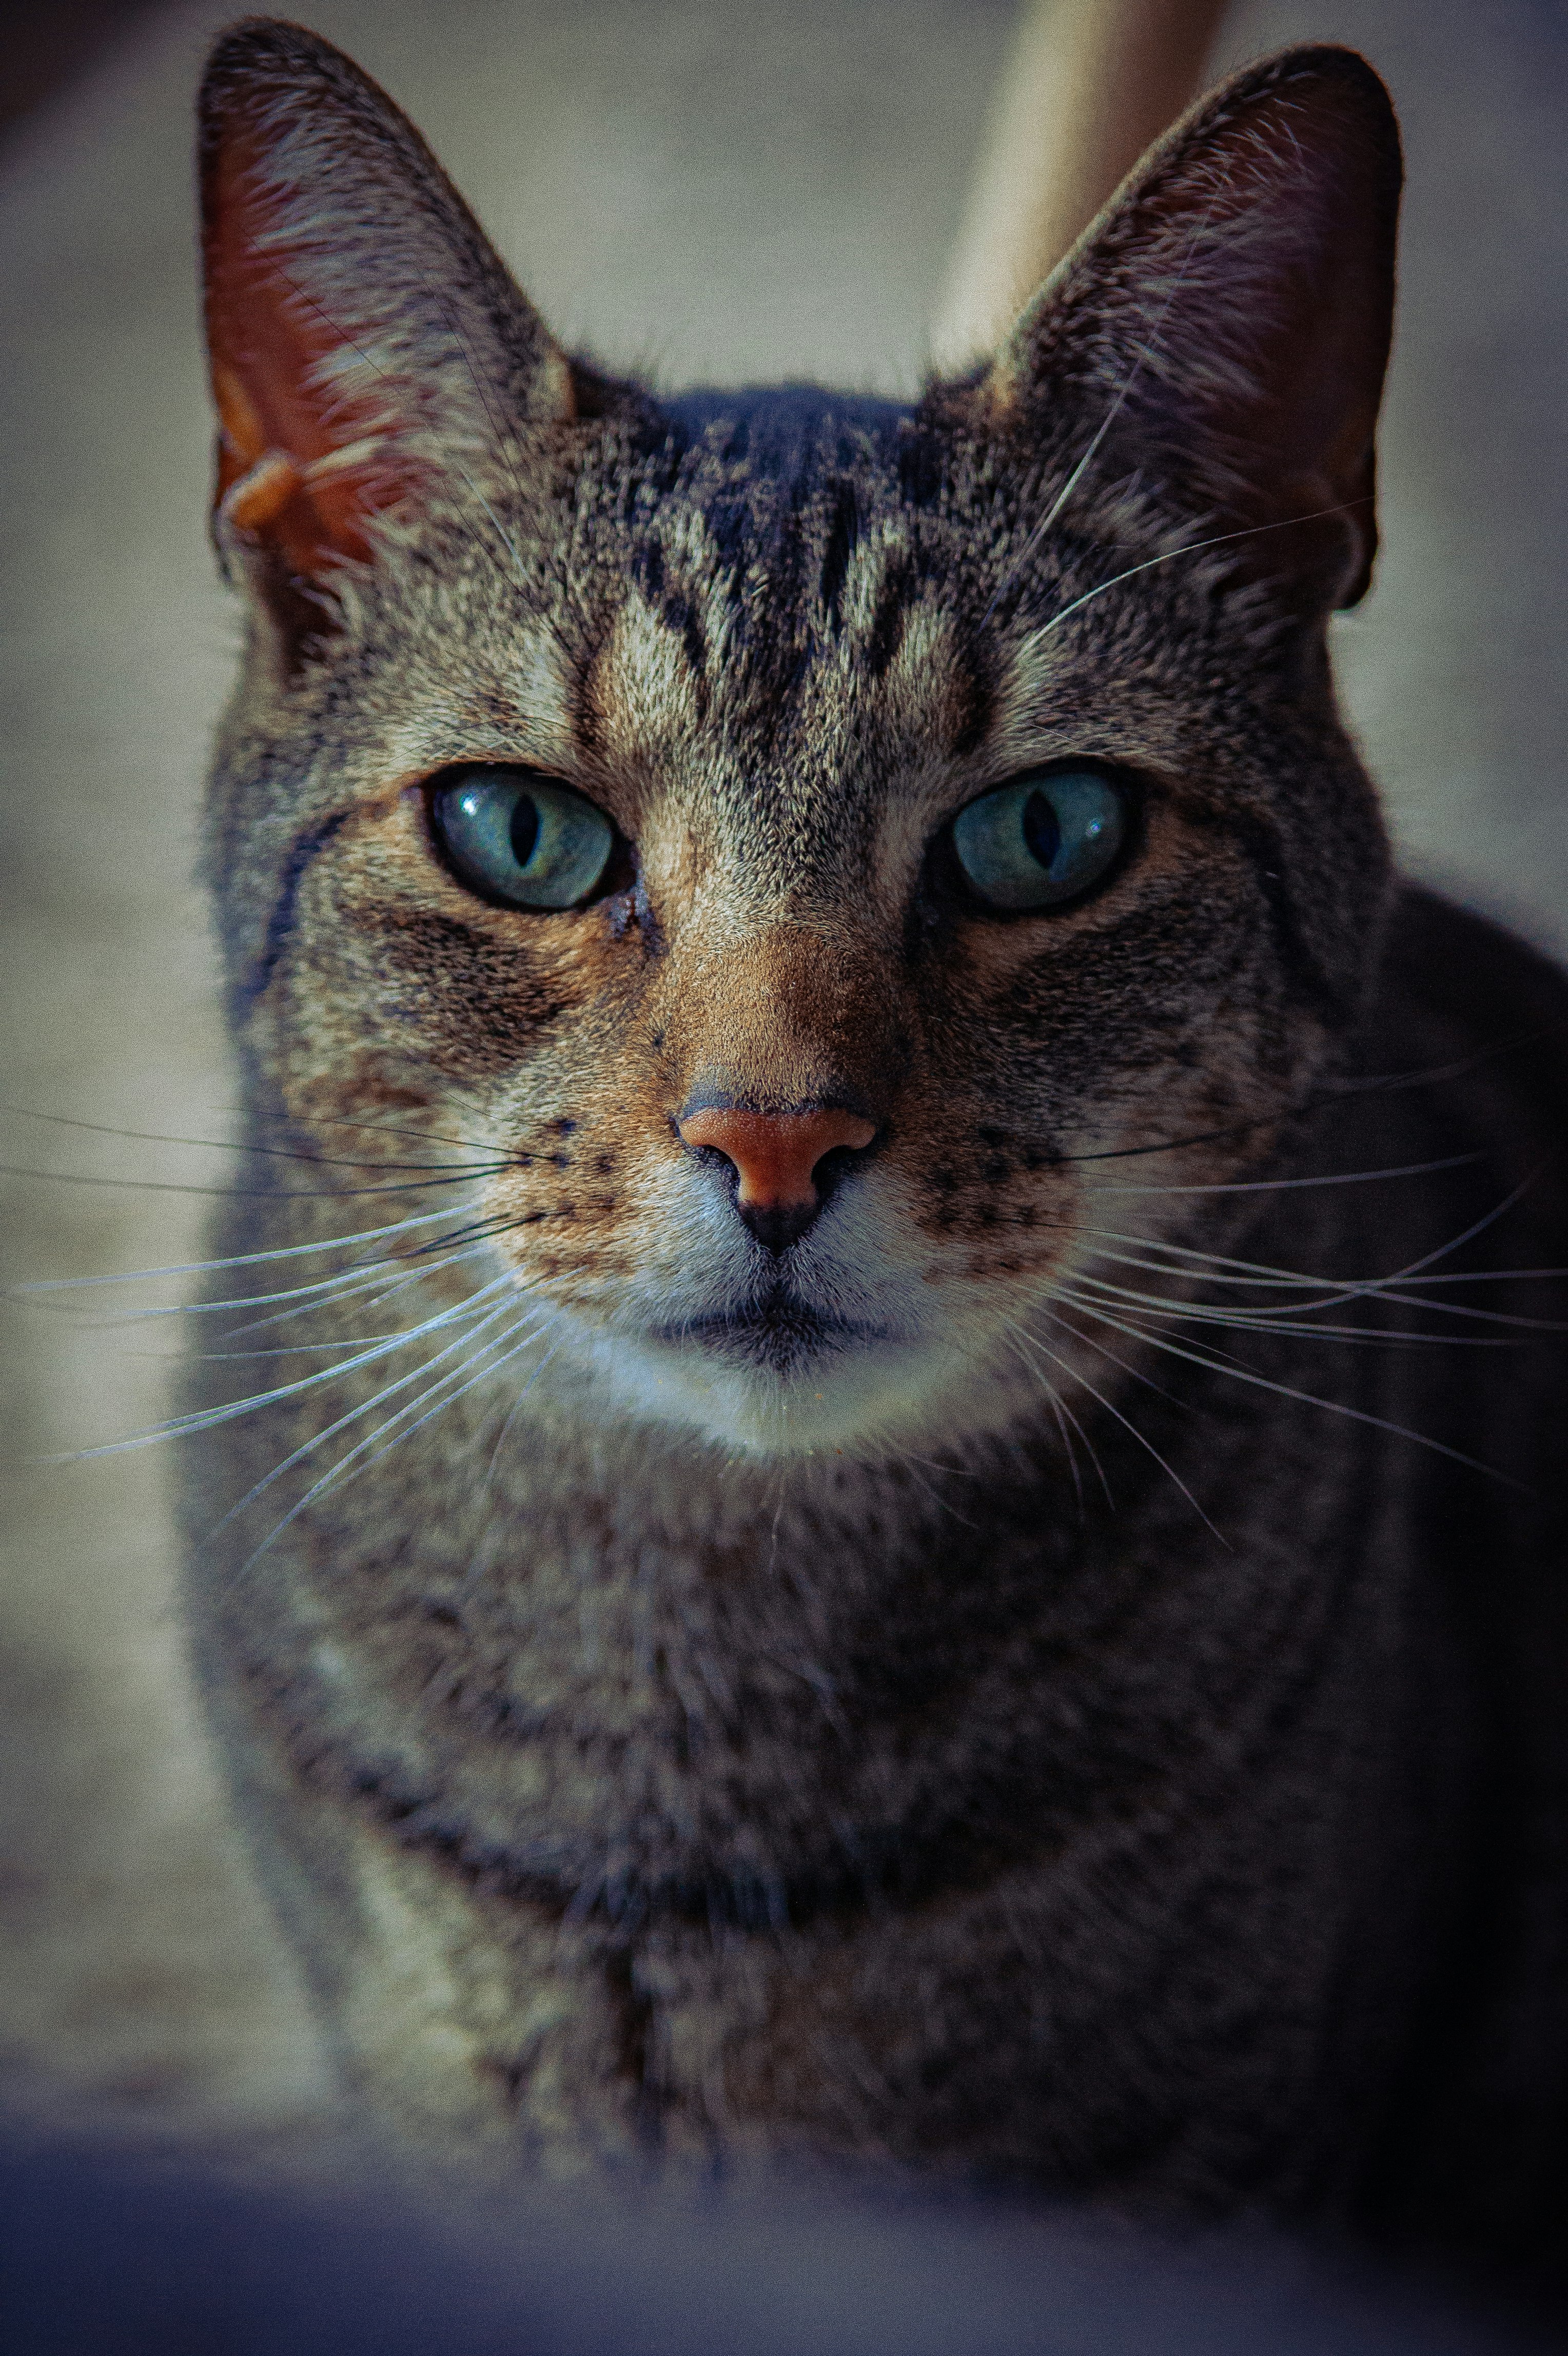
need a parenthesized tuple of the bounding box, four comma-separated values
(676, 1106, 876, 1214)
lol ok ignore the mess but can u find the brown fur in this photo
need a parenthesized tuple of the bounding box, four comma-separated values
(183, 18, 1568, 2291)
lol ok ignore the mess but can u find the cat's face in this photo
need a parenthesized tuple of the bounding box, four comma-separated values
(200, 26, 1400, 1458)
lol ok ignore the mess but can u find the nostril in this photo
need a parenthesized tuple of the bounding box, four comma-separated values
(675, 1105, 877, 1245)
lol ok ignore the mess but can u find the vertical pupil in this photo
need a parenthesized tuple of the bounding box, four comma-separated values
(508, 793, 541, 868)
(1022, 789, 1061, 873)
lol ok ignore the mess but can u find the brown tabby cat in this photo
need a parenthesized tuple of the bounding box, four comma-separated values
(183, 15, 1568, 2289)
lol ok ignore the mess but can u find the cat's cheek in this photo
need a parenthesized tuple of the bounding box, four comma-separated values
(911, 1161, 1082, 1280)
(473, 1115, 696, 1310)
(249, 802, 646, 1106)
(925, 817, 1279, 1087)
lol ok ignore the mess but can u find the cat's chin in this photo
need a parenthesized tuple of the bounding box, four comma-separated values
(651, 1298, 891, 1378)
(550, 1306, 1022, 1462)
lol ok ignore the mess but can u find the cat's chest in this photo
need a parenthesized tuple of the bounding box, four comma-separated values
(218, 1393, 1389, 1912)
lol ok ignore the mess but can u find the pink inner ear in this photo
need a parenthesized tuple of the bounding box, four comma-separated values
(203, 123, 418, 578)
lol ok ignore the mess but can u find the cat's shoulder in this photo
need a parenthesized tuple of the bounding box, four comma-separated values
(1383, 882, 1568, 1039)
(1371, 881, 1568, 1159)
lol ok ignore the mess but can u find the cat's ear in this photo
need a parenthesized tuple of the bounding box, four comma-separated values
(981, 46, 1401, 612)
(199, 18, 573, 618)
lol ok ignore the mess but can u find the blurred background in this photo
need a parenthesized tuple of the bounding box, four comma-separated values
(0, 0, 1564, 2176)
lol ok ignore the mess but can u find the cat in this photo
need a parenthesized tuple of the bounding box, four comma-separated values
(181, 13, 1568, 2294)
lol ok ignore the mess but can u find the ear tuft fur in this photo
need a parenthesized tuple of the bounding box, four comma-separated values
(199, 16, 571, 610)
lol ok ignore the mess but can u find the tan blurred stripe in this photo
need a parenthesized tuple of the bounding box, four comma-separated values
(932, 0, 1228, 367)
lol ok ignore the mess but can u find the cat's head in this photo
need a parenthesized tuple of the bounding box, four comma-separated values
(198, 20, 1401, 1460)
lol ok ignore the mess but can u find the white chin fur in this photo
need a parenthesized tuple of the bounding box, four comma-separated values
(505, 1174, 1052, 1458)
(558, 1316, 1022, 1460)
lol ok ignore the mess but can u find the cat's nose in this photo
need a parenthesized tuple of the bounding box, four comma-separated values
(676, 1104, 877, 1251)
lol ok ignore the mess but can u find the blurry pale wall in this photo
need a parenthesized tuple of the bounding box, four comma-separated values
(0, 0, 1562, 2145)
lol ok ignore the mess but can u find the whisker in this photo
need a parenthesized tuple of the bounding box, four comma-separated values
(1085, 1151, 1486, 1197)
(1083, 1225, 1439, 1289)
(0, 1162, 268, 1201)
(1049, 1028, 1568, 1181)
(1386, 1160, 1551, 1284)
(477, 1340, 552, 1495)
(1003, 1336, 1105, 1510)
(885, 1452, 980, 1530)
(1060, 1275, 1526, 1347)
(1022, 1300, 1194, 1419)
(209, 1239, 506, 1342)
(1047, 1386, 1090, 1514)
(192, 1294, 510, 1357)
(1, 1161, 512, 1205)
(979, 196, 1225, 627)
(1323, 1018, 1568, 1100)
(16, 1203, 502, 1295)
(1084, 1234, 1386, 1296)
(207, 1292, 538, 1537)
(54, 1276, 517, 1461)
(1069, 1244, 1557, 1335)
(267, 1111, 509, 1155)
(225, 1316, 558, 1585)
(1002, 1313, 1223, 1543)
(1, 1104, 505, 1179)
(1075, 1201, 1567, 1331)
(57, 1243, 481, 1333)
(1054, 1292, 1524, 1489)
(1018, 497, 1370, 653)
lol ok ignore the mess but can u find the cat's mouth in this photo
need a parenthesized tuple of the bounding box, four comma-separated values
(654, 1290, 891, 1376)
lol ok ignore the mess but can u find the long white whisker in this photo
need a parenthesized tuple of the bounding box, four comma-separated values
(16, 1202, 476, 1292)
(1003, 1334, 1106, 1510)
(1085, 1151, 1486, 1199)
(208, 1294, 542, 1538)
(56, 1275, 516, 1461)
(978, 196, 1225, 628)
(1060, 1275, 1522, 1348)
(1068, 1245, 1549, 1334)
(886, 1451, 981, 1530)
(1054, 1292, 1524, 1489)
(211, 1237, 505, 1341)
(1002, 1313, 1225, 1544)
(1047, 1385, 1088, 1514)
(1076, 1212, 1567, 1328)
(130, 1247, 477, 1333)
(2, 1101, 507, 1180)
(226, 1318, 558, 1584)
(1381, 1161, 1550, 1284)
(1019, 499, 1369, 651)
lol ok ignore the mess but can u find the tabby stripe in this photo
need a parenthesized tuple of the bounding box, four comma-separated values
(244, 808, 352, 1006)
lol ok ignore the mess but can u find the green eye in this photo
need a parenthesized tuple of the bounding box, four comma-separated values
(950, 769, 1128, 912)
(430, 769, 616, 910)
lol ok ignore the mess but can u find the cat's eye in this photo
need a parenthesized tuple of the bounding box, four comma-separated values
(950, 768, 1128, 912)
(429, 768, 616, 910)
